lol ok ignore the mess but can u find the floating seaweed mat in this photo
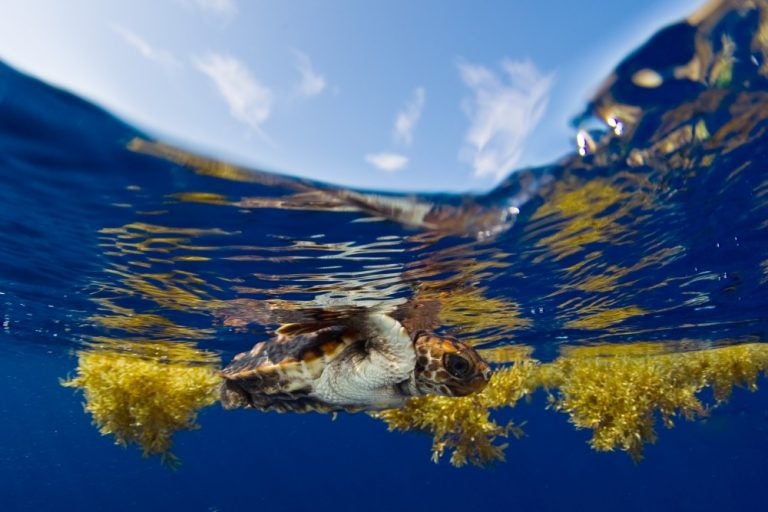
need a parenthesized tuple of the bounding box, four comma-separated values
(62, 340, 768, 468)
(374, 342, 768, 466)
(62, 345, 220, 468)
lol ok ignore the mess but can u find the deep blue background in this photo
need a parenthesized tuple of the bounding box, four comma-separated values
(1, 349, 766, 512)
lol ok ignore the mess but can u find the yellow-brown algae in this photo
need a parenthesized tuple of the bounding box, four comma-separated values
(375, 343, 768, 466)
(62, 347, 220, 468)
(373, 357, 538, 467)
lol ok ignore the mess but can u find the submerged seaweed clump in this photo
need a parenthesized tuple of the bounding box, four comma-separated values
(373, 356, 538, 467)
(375, 343, 768, 466)
(62, 348, 220, 467)
(542, 344, 768, 461)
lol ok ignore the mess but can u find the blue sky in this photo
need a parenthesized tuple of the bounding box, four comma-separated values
(0, 0, 703, 192)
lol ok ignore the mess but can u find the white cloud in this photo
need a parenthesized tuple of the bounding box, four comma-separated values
(184, 0, 237, 18)
(292, 50, 326, 98)
(458, 58, 554, 180)
(111, 24, 179, 69)
(194, 53, 273, 131)
(365, 152, 409, 172)
(393, 87, 425, 146)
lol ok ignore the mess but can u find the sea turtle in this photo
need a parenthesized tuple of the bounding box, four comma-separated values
(219, 312, 491, 413)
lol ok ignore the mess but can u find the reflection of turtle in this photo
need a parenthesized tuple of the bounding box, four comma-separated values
(220, 312, 491, 413)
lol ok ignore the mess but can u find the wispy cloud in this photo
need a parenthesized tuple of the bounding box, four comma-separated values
(365, 152, 409, 172)
(393, 87, 425, 146)
(193, 52, 273, 131)
(365, 88, 424, 173)
(182, 0, 237, 18)
(292, 50, 326, 98)
(111, 24, 179, 69)
(458, 58, 554, 180)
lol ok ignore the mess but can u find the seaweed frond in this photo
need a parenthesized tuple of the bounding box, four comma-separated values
(373, 357, 538, 467)
(374, 343, 768, 466)
(535, 343, 768, 461)
(62, 347, 220, 467)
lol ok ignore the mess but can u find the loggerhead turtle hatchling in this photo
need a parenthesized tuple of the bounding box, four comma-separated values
(219, 312, 491, 413)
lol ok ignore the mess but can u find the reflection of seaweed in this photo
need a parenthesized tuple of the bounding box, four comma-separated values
(526, 177, 650, 263)
(88, 310, 214, 340)
(62, 347, 220, 468)
(417, 286, 531, 343)
(522, 176, 663, 332)
(564, 304, 647, 330)
(375, 343, 768, 466)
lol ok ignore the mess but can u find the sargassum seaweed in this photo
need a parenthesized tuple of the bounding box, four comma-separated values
(372, 356, 538, 467)
(375, 343, 768, 466)
(61, 348, 220, 468)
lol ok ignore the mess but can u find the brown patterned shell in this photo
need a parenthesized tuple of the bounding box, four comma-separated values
(220, 323, 364, 413)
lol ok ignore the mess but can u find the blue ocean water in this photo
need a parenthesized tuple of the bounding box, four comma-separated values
(1, 1, 767, 511)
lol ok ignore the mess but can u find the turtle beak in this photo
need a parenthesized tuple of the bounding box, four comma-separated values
(462, 361, 491, 394)
(481, 364, 492, 383)
(478, 363, 492, 386)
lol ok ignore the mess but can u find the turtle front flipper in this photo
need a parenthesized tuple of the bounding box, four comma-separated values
(356, 313, 414, 370)
(314, 313, 417, 406)
(392, 297, 442, 333)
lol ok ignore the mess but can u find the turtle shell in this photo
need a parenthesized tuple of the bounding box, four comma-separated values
(220, 323, 364, 413)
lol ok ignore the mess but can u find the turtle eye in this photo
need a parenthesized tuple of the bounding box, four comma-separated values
(444, 353, 472, 378)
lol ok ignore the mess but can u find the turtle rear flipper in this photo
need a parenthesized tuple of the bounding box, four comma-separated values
(220, 378, 326, 412)
(220, 379, 252, 409)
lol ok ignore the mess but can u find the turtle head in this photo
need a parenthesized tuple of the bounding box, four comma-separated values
(412, 332, 491, 397)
